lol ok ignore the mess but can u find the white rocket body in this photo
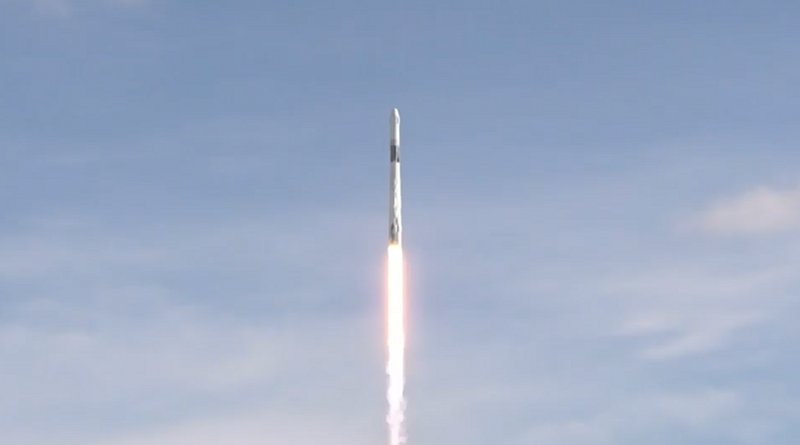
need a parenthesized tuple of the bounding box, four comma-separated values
(389, 108, 402, 245)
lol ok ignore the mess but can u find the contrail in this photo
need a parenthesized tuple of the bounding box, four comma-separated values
(386, 108, 406, 445)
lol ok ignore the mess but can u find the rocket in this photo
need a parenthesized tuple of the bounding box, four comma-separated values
(389, 108, 402, 245)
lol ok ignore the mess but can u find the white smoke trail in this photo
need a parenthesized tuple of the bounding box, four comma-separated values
(386, 244, 406, 445)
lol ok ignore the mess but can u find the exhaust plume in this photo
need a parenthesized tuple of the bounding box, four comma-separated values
(386, 243, 406, 445)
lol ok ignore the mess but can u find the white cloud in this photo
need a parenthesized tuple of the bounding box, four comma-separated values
(695, 184, 800, 235)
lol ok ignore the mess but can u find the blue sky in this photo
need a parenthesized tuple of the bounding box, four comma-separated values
(2, 1, 800, 444)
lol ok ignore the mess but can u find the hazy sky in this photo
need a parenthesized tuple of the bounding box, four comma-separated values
(2, 1, 800, 444)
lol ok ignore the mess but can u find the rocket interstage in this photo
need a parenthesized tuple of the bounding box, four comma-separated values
(389, 108, 402, 246)
(386, 108, 406, 445)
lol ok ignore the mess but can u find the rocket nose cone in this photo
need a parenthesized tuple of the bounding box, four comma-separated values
(391, 108, 400, 124)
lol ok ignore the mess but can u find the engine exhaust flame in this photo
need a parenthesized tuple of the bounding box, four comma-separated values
(386, 243, 406, 445)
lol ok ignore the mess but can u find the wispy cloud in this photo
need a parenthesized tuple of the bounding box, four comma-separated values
(0, 213, 383, 445)
(86, 406, 372, 445)
(523, 389, 747, 445)
(694, 184, 800, 235)
(611, 262, 796, 360)
(26, 0, 147, 16)
(621, 311, 764, 360)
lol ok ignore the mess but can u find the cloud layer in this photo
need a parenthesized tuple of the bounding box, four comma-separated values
(696, 184, 800, 235)
(27, 0, 147, 16)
